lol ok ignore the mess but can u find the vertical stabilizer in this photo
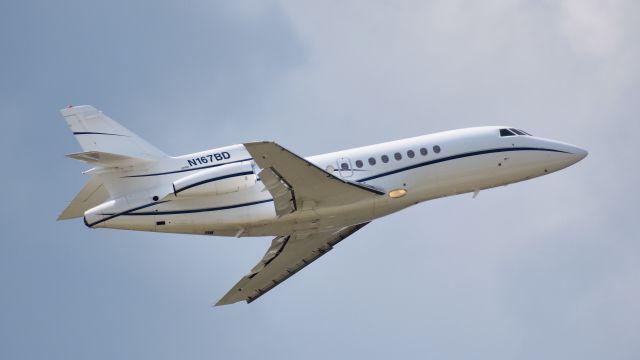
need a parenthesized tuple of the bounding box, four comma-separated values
(59, 105, 171, 217)
(61, 105, 166, 160)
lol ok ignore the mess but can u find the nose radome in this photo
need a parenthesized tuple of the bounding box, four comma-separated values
(560, 145, 588, 167)
(573, 147, 588, 161)
(564, 144, 588, 162)
(534, 138, 587, 170)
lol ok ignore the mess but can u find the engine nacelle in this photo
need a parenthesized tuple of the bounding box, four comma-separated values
(172, 161, 257, 198)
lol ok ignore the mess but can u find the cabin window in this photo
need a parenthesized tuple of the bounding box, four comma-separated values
(433, 145, 441, 154)
(368, 157, 376, 166)
(381, 155, 389, 163)
(500, 128, 516, 137)
(407, 150, 415, 158)
(341, 162, 349, 170)
(420, 147, 428, 156)
(355, 160, 363, 168)
(394, 152, 402, 161)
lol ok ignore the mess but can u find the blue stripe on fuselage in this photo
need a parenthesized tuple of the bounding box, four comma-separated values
(356, 147, 568, 182)
(126, 199, 274, 216)
(73, 132, 126, 136)
(103, 147, 568, 220)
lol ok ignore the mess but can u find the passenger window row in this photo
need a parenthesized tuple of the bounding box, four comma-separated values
(355, 145, 442, 168)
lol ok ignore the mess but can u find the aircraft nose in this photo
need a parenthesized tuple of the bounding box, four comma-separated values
(567, 145, 588, 163)
(537, 138, 588, 169)
(575, 147, 588, 160)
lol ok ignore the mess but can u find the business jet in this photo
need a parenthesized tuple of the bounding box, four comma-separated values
(58, 105, 587, 305)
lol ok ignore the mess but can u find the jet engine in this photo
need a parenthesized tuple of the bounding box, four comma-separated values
(83, 161, 258, 228)
(172, 161, 257, 197)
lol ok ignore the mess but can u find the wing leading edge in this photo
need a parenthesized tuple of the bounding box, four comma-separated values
(215, 222, 370, 306)
(243, 141, 384, 216)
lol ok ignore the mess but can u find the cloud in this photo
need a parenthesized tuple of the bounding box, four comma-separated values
(560, 0, 623, 58)
(2, 1, 640, 359)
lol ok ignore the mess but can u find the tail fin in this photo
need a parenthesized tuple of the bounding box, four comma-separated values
(61, 105, 166, 163)
(59, 106, 171, 220)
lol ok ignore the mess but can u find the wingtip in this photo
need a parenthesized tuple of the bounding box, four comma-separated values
(213, 294, 248, 307)
(59, 104, 95, 116)
(212, 300, 231, 307)
(213, 296, 231, 307)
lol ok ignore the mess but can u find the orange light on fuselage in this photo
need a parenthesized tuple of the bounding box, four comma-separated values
(388, 189, 408, 198)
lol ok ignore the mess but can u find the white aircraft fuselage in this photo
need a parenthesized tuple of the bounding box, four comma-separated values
(59, 106, 587, 305)
(83, 126, 586, 236)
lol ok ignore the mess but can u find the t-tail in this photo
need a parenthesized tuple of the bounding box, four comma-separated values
(58, 105, 169, 220)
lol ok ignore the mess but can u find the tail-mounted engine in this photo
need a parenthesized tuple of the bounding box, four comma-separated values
(172, 161, 257, 198)
(83, 161, 258, 228)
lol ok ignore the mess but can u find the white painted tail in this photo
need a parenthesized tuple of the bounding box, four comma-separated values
(61, 105, 166, 163)
(59, 105, 170, 220)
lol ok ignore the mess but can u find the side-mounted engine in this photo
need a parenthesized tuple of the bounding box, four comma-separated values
(83, 161, 258, 228)
(172, 161, 257, 197)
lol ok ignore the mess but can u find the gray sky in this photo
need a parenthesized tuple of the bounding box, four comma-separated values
(1, 1, 639, 359)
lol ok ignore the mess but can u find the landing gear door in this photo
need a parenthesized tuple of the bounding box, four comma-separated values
(337, 157, 353, 178)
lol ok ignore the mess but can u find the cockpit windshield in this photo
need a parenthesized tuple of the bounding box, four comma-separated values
(500, 128, 515, 136)
(500, 128, 532, 137)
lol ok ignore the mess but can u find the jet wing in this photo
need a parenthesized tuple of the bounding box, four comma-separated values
(215, 222, 369, 306)
(243, 142, 384, 216)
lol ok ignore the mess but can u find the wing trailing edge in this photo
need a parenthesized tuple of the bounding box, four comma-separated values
(215, 222, 370, 306)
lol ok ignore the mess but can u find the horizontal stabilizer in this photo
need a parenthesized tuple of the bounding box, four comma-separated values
(65, 151, 154, 167)
(58, 176, 109, 220)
